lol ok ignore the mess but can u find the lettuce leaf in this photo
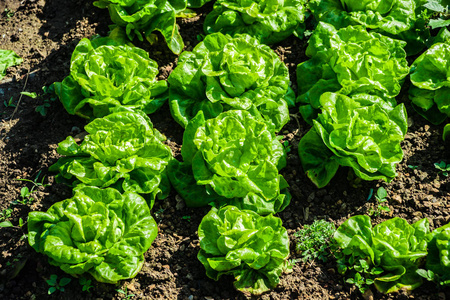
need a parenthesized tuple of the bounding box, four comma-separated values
(197, 205, 290, 294)
(93, 0, 188, 54)
(169, 32, 293, 132)
(425, 222, 450, 286)
(53, 37, 168, 120)
(168, 110, 290, 215)
(296, 22, 409, 124)
(203, 0, 308, 44)
(28, 186, 158, 283)
(334, 215, 429, 293)
(299, 92, 407, 188)
(409, 42, 450, 125)
(49, 108, 173, 208)
(0, 49, 23, 80)
(309, 0, 430, 55)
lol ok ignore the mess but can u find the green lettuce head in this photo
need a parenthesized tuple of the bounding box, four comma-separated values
(0, 49, 23, 80)
(203, 0, 308, 44)
(49, 108, 172, 207)
(309, 0, 430, 55)
(93, 0, 188, 54)
(168, 32, 294, 132)
(297, 22, 409, 124)
(299, 92, 407, 188)
(409, 42, 450, 125)
(54, 37, 168, 120)
(334, 215, 429, 293)
(198, 205, 290, 294)
(425, 223, 450, 286)
(28, 186, 158, 283)
(168, 110, 291, 215)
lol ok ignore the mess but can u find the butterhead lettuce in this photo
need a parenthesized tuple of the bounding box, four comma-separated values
(49, 108, 173, 207)
(168, 32, 294, 132)
(334, 215, 429, 293)
(28, 186, 158, 283)
(296, 22, 409, 124)
(54, 37, 168, 120)
(299, 92, 407, 188)
(309, 0, 430, 55)
(168, 110, 291, 215)
(197, 205, 290, 294)
(409, 41, 450, 125)
(203, 0, 308, 44)
(93, 0, 188, 54)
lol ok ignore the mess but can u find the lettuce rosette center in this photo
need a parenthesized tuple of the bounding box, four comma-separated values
(168, 110, 290, 215)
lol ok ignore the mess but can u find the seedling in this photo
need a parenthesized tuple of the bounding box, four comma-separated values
(35, 85, 58, 116)
(3, 96, 16, 108)
(117, 287, 135, 299)
(282, 140, 291, 153)
(434, 161, 450, 177)
(335, 254, 383, 294)
(3, 8, 15, 21)
(407, 165, 419, 170)
(0, 207, 13, 222)
(182, 215, 191, 222)
(47, 274, 71, 294)
(368, 187, 390, 217)
(0, 217, 24, 228)
(79, 277, 93, 293)
(14, 170, 50, 205)
(294, 219, 336, 263)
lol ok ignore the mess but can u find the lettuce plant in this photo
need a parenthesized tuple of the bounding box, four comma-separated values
(169, 32, 294, 132)
(297, 22, 409, 124)
(54, 37, 168, 120)
(309, 0, 430, 55)
(424, 222, 450, 286)
(168, 110, 291, 215)
(93, 0, 189, 54)
(49, 108, 172, 207)
(334, 215, 429, 294)
(409, 41, 450, 125)
(197, 205, 290, 294)
(299, 92, 407, 188)
(28, 186, 158, 283)
(203, 0, 308, 45)
(0, 49, 23, 80)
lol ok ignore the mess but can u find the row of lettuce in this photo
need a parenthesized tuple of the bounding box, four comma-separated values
(24, 0, 450, 296)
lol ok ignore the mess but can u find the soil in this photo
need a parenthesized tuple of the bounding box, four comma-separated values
(0, 1, 449, 299)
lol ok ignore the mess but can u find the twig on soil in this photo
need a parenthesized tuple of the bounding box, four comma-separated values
(9, 67, 30, 124)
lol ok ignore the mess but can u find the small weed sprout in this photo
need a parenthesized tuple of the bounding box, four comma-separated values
(47, 274, 71, 294)
(434, 161, 450, 177)
(368, 187, 390, 217)
(79, 277, 93, 293)
(117, 287, 135, 299)
(14, 170, 50, 205)
(294, 219, 336, 263)
(182, 215, 191, 222)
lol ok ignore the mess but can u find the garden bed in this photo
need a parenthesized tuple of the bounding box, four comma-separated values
(0, 0, 449, 299)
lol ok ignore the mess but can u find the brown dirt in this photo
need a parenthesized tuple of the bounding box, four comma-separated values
(0, 1, 449, 299)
